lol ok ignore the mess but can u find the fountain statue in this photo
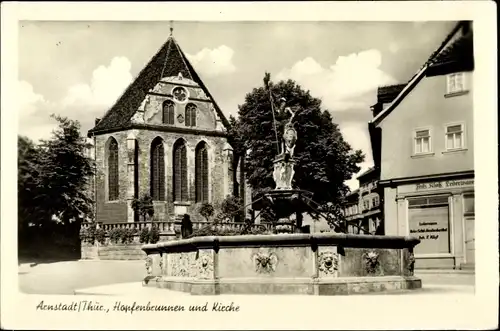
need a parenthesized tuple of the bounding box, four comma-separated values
(260, 88, 313, 234)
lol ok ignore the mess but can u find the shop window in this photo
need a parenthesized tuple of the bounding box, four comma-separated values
(408, 195, 450, 255)
(414, 128, 432, 155)
(445, 123, 465, 150)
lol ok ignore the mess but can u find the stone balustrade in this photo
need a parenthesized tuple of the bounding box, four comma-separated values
(81, 221, 272, 234)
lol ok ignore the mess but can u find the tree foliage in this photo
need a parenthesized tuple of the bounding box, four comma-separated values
(197, 202, 215, 222)
(231, 74, 364, 206)
(18, 115, 95, 233)
(131, 194, 155, 222)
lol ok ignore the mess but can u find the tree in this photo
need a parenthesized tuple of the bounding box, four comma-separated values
(18, 136, 44, 232)
(232, 74, 364, 207)
(18, 115, 95, 228)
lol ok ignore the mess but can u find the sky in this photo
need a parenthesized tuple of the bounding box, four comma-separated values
(18, 20, 458, 189)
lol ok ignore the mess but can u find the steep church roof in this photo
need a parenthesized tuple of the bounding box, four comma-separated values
(88, 35, 230, 136)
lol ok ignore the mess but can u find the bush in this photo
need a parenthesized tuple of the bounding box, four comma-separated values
(138, 226, 160, 244)
(139, 227, 150, 244)
(189, 225, 241, 238)
(108, 228, 122, 244)
(122, 228, 137, 244)
(220, 196, 244, 220)
(132, 194, 155, 222)
(79, 226, 96, 244)
(249, 225, 271, 235)
(149, 226, 160, 244)
(95, 228, 106, 245)
(197, 202, 215, 222)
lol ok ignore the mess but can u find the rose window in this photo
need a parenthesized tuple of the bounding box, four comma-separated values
(172, 86, 188, 103)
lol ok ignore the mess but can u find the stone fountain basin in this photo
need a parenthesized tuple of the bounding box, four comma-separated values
(141, 233, 421, 295)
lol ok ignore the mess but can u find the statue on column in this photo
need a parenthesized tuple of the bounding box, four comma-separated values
(282, 107, 298, 158)
(272, 103, 298, 190)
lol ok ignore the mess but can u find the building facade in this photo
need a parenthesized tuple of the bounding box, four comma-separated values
(370, 21, 475, 270)
(87, 32, 250, 224)
(343, 167, 383, 235)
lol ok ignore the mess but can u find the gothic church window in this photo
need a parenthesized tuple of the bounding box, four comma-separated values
(150, 138, 165, 201)
(162, 100, 175, 125)
(185, 103, 197, 127)
(108, 137, 119, 201)
(195, 142, 209, 202)
(173, 139, 188, 202)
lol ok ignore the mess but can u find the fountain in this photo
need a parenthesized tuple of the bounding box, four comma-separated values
(141, 75, 422, 295)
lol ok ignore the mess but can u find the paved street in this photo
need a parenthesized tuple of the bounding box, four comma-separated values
(18, 260, 475, 295)
(19, 260, 144, 295)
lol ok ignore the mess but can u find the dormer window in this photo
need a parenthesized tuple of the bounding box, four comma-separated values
(446, 72, 466, 95)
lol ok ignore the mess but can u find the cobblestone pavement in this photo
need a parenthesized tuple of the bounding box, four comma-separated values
(18, 260, 475, 295)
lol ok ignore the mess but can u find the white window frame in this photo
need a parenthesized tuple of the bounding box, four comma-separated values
(413, 127, 433, 156)
(446, 72, 466, 95)
(444, 122, 466, 151)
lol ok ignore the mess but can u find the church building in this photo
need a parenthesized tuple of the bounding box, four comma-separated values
(87, 29, 248, 224)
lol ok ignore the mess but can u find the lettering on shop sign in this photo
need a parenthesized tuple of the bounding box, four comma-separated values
(415, 179, 474, 191)
(408, 206, 450, 254)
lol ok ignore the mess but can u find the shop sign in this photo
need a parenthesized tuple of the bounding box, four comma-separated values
(414, 179, 474, 192)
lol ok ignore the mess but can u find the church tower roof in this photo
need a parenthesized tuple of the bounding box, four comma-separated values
(89, 33, 230, 135)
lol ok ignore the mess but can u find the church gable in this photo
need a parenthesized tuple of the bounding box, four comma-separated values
(88, 34, 229, 136)
(130, 75, 226, 132)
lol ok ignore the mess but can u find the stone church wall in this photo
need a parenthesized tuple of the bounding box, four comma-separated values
(94, 131, 129, 224)
(94, 129, 232, 224)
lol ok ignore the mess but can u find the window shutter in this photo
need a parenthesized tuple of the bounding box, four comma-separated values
(446, 125, 462, 133)
(416, 130, 430, 138)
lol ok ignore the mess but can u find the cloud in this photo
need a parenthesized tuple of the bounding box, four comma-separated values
(339, 122, 374, 191)
(275, 49, 397, 112)
(61, 56, 133, 108)
(186, 45, 236, 77)
(275, 50, 395, 190)
(18, 56, 134, 142)
(18, 81, 48, 117)
(17, 81, 59, 141)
